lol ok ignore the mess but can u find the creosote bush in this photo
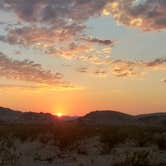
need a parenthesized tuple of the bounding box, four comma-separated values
(113, 150, 151, 166)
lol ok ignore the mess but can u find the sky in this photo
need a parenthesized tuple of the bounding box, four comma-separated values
(0, 0, 165, 116)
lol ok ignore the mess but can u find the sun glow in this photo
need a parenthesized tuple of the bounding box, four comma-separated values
(56, 112, 63, 117)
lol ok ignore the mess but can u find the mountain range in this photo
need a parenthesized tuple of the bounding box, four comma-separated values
(79, 110, 166, 126)
(0, 107, 166, 126)
(0, 107, 57, 124)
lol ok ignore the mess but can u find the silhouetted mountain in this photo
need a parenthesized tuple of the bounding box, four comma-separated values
(0, 107, 57, 124)
(60, 115, 79, 121)
(136, 112, 166, 125)
(0, 107, 166, 126)
(79, 110, 136, 125)
(79, 110, 166, 126)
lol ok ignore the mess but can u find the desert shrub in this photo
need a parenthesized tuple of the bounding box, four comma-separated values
(0, 123, 165, 152)
(152, 133, 166, 150)
(33, 153, 54, 164)
(12, 125, 48, 142)
(127, 127, 166, 148)
(54, 124, 93, 150)
(113, 150, 151, 166)
(100, 127, 129, 154)
(0, 123, 97, 150)
(0, 139, 20, 166)
(99, 125, 166, 153)
(77, 147, 88, 155)
(132, 131, 152, 147)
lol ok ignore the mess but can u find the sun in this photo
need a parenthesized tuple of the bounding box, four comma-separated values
(57, 112, 63, 117)
(52, 106, 65, 117)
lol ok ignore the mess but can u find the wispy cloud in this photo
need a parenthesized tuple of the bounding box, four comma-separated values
(77, 67, 89, 73)
(82, 38, 114, 46)
(1, 27, 114, 64)
(111, 60, 139, 77)
(0, 83, 83, 93)
(77, 58, 166, 79)
(161, 79, 166, 83)
(93, 68, 108, 77)
(3, 25, 84, 47)
(0, 52, 73, 87)
(111, 58, 166, 77)
(145, 58, 166, 70)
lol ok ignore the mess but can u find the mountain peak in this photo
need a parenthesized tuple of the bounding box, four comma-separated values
(80, 110, 134, 125)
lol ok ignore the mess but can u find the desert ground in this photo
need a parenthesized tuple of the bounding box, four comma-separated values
(0, 123, 166, 166)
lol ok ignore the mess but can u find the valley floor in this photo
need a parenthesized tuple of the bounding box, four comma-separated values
(0, 124, 166, 166)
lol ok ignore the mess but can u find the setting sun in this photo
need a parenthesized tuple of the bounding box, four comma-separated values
(57, 113, 63, 117)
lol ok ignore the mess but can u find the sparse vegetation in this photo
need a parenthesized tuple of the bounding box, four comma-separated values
(112, 150, 151, 166)
(0, 123, 165, 165)
(0, 139, 19, 166)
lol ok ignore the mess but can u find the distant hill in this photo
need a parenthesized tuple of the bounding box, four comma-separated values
(60, 115, 79, 121)
(135, 112, 166, 125)
(0, 107, 166, 126)
(0, 107, 58, 124)
(79, 110, 136, 125)
(79, 110, 166, 126)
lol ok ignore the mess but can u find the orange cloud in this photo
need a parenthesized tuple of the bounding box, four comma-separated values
(77, 58, 166, 79)
(111, 58, 166, 77)
(161, 79, 166, 83)
(93, 68, 108, 77)
(0, 0, 115, 64)
(0, 84, 83, 93)
(82, 38, 114, 46)
(0, 52, 74, 87)
(0, 0, 165, 78)
(102, 0, 166, 31)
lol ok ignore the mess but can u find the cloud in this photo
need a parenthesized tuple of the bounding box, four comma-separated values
(112, 58, 166, 77)
(0, 0, 115, 63)
(93, 68, 108, 77)
(83, 38, 114, 46)
(0, 25, 113, 64)
(0, 52, 72, 87)
(0, 0, 165, 74)
(5, 24, 84, 46)
(0, 83, 83, 92)
(111, 60, 140, 77)
(0, 84, 40, 93)
(162, 79, 166, 83)
(1, 0, 105, 23)
(48, 42, 93, 59)
(4, 0, 165, 31)
(111, 58, 166, 77)
(112, 67, 137, 77)
(77, 67, 88, 73)
(77, 58, 166, 78)
(144, 58, 166, 70)
(1, 0, 165, 32)
(1, 0, 164, 67)
(47, 40, 113, 64)
(145, 58, 166, 66)
(76, 65, 108, 77)
(102, 0, 166, 31)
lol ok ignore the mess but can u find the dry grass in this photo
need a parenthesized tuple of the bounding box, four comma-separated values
(0, 123, 165, 165)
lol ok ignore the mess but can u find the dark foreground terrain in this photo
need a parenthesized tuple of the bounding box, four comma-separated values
(0, 107, 166, 166)
(0, 123, 166, 166)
